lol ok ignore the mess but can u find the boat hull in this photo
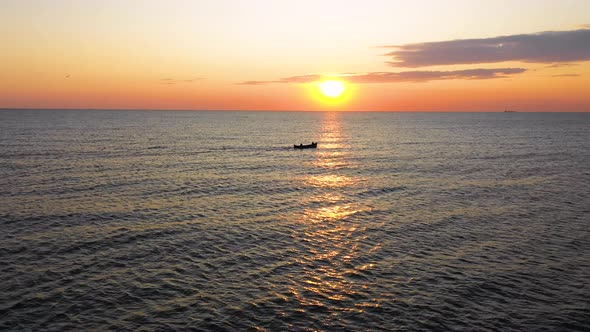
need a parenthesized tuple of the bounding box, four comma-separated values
(294, 142, 317, 149)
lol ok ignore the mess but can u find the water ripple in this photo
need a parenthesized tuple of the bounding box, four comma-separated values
(1, 110, 589, 331)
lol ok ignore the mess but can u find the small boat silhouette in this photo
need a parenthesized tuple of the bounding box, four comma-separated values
(294, 142, 317, 149)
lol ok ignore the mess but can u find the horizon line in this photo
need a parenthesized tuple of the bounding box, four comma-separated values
(1, 108, 588, 113)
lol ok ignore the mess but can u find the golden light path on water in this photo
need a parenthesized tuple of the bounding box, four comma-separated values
(288, 112, 381, 314)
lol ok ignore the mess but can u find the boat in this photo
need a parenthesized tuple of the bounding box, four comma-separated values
(294, 142, 317, 149)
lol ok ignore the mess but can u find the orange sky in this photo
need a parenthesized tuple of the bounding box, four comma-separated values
(2, 0, 590, 111)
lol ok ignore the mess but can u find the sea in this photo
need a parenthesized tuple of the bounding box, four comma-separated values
(1, 109, 589, 331)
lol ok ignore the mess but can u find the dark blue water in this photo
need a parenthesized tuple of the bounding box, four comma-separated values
(1, 110, 589, 331)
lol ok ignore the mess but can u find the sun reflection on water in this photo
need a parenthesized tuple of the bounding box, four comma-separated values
(290, 112, 378, 313)
(306, 174, 357, 188)
(302, 204, 361, 224)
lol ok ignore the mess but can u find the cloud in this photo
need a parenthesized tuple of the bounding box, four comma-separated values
(384, 28, 590, 67)
(551, 74, 580, 77)
(238, 74, 321, 85)
(545, 63, 579, 68)
(159, 77, 203, 84)
(239, 68, 526, 85)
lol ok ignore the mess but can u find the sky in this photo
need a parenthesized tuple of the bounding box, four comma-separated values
(2, 0, 590, 111)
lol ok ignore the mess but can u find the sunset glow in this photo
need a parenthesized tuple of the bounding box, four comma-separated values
(1, 0, 590, 111)
(2, 2, 589, 330)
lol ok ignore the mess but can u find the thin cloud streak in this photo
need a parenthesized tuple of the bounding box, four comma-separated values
(384, 28, 590, 67)
(239, 68, 526, 85)
(552, 74, 580, 77)
(158, 77, 204, 84)
(545, 63, 579, 68)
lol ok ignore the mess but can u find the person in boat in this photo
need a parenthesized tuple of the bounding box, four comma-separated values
(300, 143, 303, 147)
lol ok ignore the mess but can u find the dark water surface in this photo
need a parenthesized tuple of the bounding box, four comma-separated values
(1, 110, 589, 331)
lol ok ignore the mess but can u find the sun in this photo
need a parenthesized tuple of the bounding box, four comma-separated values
(319, 80, 345, 98)
(309, 79, 352, 106)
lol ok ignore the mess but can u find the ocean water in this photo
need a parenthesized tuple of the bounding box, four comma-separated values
(0, 110, 589, 331)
